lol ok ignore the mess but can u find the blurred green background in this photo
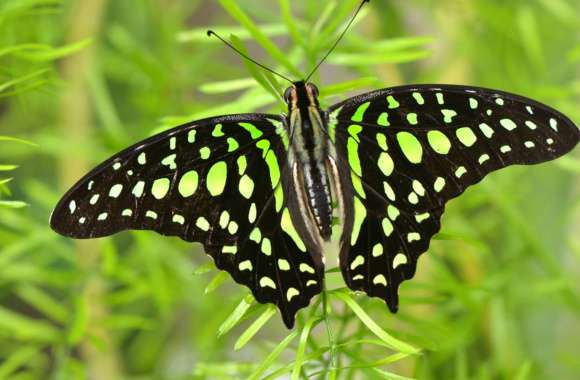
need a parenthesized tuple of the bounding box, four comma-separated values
(0, 0, 579, 379)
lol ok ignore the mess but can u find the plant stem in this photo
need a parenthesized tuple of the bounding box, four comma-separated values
(59, 0, 120, 379)
(321, 284, 337, 378)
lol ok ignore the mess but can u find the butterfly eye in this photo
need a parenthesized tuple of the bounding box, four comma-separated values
(283, 87, 293, 103)
(307, 83, 319, 97)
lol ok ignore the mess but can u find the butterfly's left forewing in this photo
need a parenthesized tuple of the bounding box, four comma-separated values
(51, 114, 323, 328)
(329, 84, 579, 311)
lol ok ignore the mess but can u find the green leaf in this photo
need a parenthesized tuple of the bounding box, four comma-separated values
(329, 51, 430, 66)
(11, 39, 91, 61)
(66, 296, 88, 345)
(199, 78, 256, 94)
(291, 315, 322, 380)
(228, 35, 283, 105)
(193, 261, 215, 275)
(218, 294, 254, 337)
(0, 200, 28, 208)
(0, 346, 39, 378)
(15, 285, 68, 324)
(0, 69, 50, 93)
(234, 305, 276, 350)
(246, 330, 299, 380)
(0, 136, 37, 146)
(0, 165, 18, 171)
(178, 23, 287, 43)
(333, 291, 419, 354)
(278, 0, 306, 49)
(204, 271, 229, 294)
(0, 178, 13, 186)
(217, 0, 300, 76)
(0, 306, 60, 342)
(320, 77, 380, 98)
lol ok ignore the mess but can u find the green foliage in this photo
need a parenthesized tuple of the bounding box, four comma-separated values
(0, 1, 579, 379)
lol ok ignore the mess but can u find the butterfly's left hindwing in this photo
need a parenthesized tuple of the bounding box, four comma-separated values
(330, 84, 579, 311)
(50, 114, 323, 328)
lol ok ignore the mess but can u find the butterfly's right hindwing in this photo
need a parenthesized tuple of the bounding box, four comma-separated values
(50, 114, 323, 328)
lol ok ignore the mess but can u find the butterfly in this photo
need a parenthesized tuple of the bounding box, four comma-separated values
(50, 1, 579, 328)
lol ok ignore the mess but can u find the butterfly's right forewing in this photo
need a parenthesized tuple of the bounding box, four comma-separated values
(50, 114, 323, 328)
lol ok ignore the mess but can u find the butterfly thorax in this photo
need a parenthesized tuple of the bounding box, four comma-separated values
(285, 81, 333, 241)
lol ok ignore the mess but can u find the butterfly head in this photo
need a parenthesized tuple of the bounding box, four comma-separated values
(284, 81, 320, 109)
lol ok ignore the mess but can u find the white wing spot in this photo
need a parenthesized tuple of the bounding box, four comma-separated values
(525, 121, 537, 130)
(393, 253, 408, 269)
(151, 178, 170, 199)
(549, 118, 558, 132)
(278, 259, 291, 271)
(500, 119, 517, 131)
(97, 212, 108, 221)
(227, 220, 239, 235)
(407, 232, 421, 242)
(383, 181, 396, 201)
(89, 194, 100, 205)
(455, 166, 467, 178)
(239, 260, 253, 271)
(479, 154, 490, 164)
(69, 200, 76, 214)
(415, 212, 430, 223)
(187, 129, 196, 143)
(382, 218, 394, 236)
(479, 123, 494, 138)
(299, 263, 315, 274)
(161, 154, 177, 170)
(137, 152, 146, 165)
(146, 210, 158, 220)
(434, 177, 446, 192)
(286, 288, 300, 302)
(372, 243, 383, 257)
(259, 277, 276, 289)
(500, 145, 512, 153)
(373, 275, 387, 286)
(109, 184, 123, 198)
(469, 97, 478, 109)
(132, 181, 145, 197)
(222, 245, 237, 254)
(261, 238, 272, 256)
(172, 214, 185, 224)
(122, 209, 132, 217)
(196, 217, 210, 231)
(412, 180, 425, 196)
(248, 203, 257, 223)
(219, 210, 230, 229)
(387, 205, 400, 221)
(249, 227, 261, 243)
(350, 255, 365, 270)
(525, 141, 535, 149)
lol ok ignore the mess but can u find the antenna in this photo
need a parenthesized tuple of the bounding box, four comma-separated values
(305, 0, 370, 82)
(207, 30, 293, 83)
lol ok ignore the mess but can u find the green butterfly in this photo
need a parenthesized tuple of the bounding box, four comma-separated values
(50, 0, 579, 328)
